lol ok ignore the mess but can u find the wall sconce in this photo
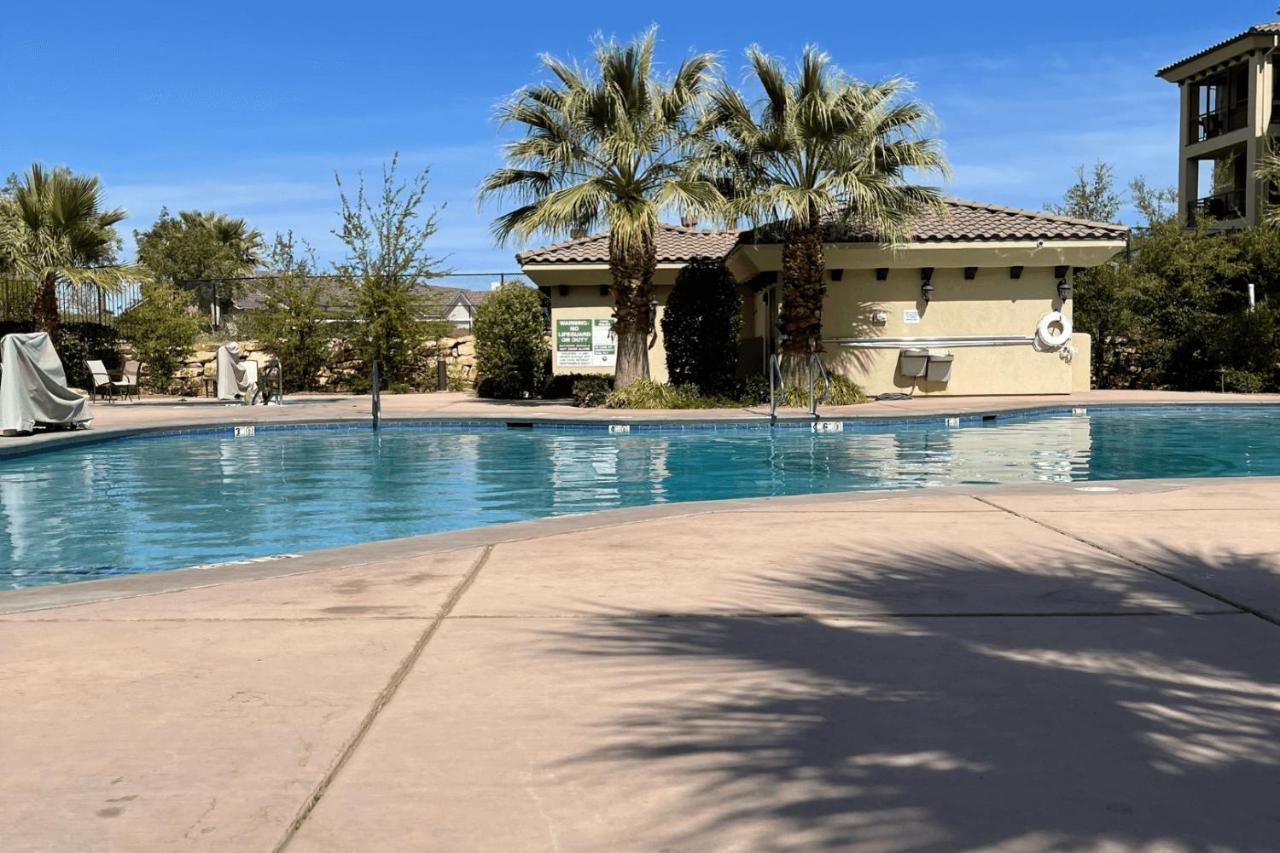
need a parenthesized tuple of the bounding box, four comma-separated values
(558, 284, 570, 297)
(920, 267, 935, 303)
(830, 268, 844, 282)
(1009, 266, 1024, 280)
(599, 284, 610, 296)
(648, 298, 659, 327)
(875, 268, 890, 281)
(1054, 266, 1071, 301)
(964, 267, 978, 280)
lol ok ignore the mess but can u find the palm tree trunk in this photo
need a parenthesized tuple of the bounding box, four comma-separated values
(778, 223, 826, 385)
(32, 272, 60, 346)
(609, 231, 656, 390)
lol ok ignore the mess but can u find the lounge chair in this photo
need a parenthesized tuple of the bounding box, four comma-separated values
(86, 360, 115, 402)
(113, 360, 142, 401)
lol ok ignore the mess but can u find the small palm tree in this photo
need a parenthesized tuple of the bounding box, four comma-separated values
(1256, 146, 1280, 227)
(696, 46, 948, 380)
(2, 164, 144, 343)
(481, 28, 720, 388)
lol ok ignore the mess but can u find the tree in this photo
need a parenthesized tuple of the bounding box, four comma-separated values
(1256, 144, 1280, 228)
(1045, 162, 1122, 222)
(134, 209, 264, 322)
(697, 46, 947, 381)
(243, 232, 333, 392)
(473, 282, 549, 399)
(0, 164, 142, 344)
(117, 282, 201, 392)
(334, 154, 448, 386)
(481, 28, 719, 389)
(1129, 177, 1178, 229)
(660, 257, 742, 394)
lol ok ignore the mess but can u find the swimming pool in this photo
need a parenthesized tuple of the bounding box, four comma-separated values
(3, 406, 1279, 589)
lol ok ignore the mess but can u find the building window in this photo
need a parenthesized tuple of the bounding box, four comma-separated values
(1191, 63, 1249, 142)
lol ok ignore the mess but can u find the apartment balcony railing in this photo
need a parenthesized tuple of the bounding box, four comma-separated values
(1188, 189, 1246, 224)
(1196, 104, 1249, 142)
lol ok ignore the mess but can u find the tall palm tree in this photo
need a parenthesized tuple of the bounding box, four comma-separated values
(1256, 146, 1280, 227)
(696, 46, 948, 380)
(2, 164, 144, 343)
(481, 28, 720, 388)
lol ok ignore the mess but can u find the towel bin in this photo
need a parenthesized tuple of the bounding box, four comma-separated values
(898, 348, 930, 378)
(926, 352, 954, 383)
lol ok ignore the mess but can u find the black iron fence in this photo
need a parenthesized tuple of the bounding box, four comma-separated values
(0, 279, 144, 326)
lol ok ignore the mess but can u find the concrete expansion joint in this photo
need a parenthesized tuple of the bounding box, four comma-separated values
(970, 496, 1278, 628)
(271, 544, 496, 853)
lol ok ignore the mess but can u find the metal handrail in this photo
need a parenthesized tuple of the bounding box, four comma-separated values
(808, 353, 831, 418)
(768, 353, 784, 420)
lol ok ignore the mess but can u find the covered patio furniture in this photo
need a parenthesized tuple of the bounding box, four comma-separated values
(215, 344, 258, 403)
(0, 332, 93, 435)
(86, 360, 114, 402)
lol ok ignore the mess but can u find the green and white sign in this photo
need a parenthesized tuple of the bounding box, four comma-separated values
(556, 318, 616, 367)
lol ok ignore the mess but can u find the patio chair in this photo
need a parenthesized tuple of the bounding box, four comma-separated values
(113, 360, 142, 401)
(86, 360, 114, 402)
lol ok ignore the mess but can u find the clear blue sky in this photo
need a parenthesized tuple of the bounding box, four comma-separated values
(2, 1, 1274, 273)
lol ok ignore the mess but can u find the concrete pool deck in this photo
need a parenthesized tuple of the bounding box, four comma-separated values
(5, 460, 1280, 849)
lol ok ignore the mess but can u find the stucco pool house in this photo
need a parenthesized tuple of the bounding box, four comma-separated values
(518, 200, 1129, 397)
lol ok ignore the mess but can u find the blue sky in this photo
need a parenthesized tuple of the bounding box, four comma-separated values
(1, 2, 1274, 274)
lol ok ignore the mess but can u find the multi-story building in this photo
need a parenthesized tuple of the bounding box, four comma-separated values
(1158, 22, 1280, 228)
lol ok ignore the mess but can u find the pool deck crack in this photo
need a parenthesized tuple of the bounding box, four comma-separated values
(271, 543, 496, 852)
(971, 495, 1279, 628)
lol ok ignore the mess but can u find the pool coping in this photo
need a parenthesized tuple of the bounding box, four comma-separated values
(4, 474, 1279, 615)
(5, 397, 1280, 459)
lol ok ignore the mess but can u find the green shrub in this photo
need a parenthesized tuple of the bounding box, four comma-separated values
(242, 234, 333, 392)
(780, 374, 866, 407)
(660, 258, 742, 395)
(473, 282, 549, 399)
(738, 374, 770, 405)
(571, 376, 612, 407)
(59, 322, 121, 390)
(1222, 368, 1265, 394)
(117, 283, 201, 392)
(605, 379, 734, 410)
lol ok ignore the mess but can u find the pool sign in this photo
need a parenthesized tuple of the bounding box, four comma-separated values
(556, 318, 616, 367)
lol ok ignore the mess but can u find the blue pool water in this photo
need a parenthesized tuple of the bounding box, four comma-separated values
(2, 406, 1279, 589)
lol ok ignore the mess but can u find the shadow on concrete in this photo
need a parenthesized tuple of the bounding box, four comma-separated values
(550, 544, 1280, 850)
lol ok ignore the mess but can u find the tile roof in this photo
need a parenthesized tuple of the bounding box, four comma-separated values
(516, 224, 742, 265)
(515, 200, 1127, 267)
(1157, 23, 1280, 77)
(801, 199, 1131, 244)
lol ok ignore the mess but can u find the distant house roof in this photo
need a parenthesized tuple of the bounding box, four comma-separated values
(516, 223, 742, 265)
(232, 278, 494, 315)
(1157, 22, 1280, 78)
(515, 200, 1126, 268)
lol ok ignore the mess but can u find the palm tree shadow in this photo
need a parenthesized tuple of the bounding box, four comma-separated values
(546, 543, 1280, 850)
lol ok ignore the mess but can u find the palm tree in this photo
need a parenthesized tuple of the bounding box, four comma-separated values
(696, 46, 948, 381)
(1256, 146, 1280, 227)
(135, 209, 264, 323)
(481, 28, 720, 388)
(1, 164, 144, 343)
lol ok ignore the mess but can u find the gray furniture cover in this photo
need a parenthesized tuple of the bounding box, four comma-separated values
(0, 332, 93, 435)
(215, 343, 259, 401)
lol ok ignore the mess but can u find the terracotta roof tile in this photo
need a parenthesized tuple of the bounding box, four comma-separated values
(516, 224, 741, 265)
(1157, 23, 1280, 77)
(515, 199, 1127, 267)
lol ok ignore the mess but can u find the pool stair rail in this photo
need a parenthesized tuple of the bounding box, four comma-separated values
(768, 354, 785, 421)
(808, 352, 831, 419)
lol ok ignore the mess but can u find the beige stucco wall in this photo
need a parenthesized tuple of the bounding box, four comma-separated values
(816, 266, 1074, 396)
(546, 273, 677, 382)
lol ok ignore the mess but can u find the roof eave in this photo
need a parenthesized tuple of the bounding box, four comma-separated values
(1157, 31, 1280, 82)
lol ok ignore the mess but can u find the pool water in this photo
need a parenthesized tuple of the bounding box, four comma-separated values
(3, 406, 1279, 588)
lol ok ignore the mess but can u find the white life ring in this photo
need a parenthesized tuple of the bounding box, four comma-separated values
(1035, 311, 1072, 349)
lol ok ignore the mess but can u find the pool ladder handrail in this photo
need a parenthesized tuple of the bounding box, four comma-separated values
(768, 353, 784, 420)
(808, 352, 831, 418)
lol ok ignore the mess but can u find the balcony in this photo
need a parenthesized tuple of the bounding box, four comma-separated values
(1195, 104, 1249, 143)
(1188, 189, 1246, 224)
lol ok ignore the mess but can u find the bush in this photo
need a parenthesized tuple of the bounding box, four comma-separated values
(778, 374, 866, 407)
(604, 379, 740, 410)
(660, 258, 742, 396)
(473, 282, 549, 399)
(738, 374, 770, 405)
(117, 283, 201, 392)
(1222, 368, 1265, 394)
(571, 376, 612, 407)
(242, 234, 333, 392)
(59, 322, 121, 390)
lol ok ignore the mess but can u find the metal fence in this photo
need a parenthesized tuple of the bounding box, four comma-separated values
(0, 279, 145, 326)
